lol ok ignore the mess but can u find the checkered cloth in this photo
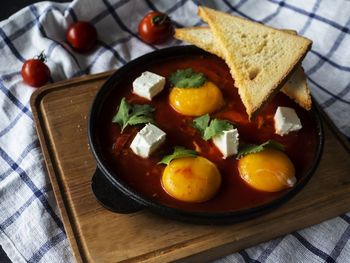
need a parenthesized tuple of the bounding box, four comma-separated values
(0, 0, 349, 262)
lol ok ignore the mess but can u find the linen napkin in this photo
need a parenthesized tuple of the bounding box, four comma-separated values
(0, 0, 349, 262)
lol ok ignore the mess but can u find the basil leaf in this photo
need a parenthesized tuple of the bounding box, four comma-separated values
(190, 114, 210, 136)
(237, 140, 285, 159)
(203, 119, 233, 140)
(169, 68, 207, 88)
(191, 114, 235, 141)
(158, 146, 198, 165)
(112, 98, 132, 131)
(112, 97, 155, 133)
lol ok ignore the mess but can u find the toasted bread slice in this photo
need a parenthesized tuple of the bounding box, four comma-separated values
(197, 6, 312, 119)
(281, 66, 311, 110)
(175, 27, 219, 56)
(174, 27, 311, 110)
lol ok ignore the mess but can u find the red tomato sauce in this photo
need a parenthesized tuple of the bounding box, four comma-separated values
(97, 54, 318, 212)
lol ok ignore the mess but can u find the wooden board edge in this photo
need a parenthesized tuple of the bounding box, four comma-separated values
(30, 70, 115, 104)
(30, 71, 114, 263)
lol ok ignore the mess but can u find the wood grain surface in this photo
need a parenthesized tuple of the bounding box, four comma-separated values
(30, 71, 350, 263)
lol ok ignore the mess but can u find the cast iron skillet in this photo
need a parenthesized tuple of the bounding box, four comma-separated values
(88, 46, 324, 224)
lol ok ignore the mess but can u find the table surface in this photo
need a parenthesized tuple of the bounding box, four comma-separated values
(0, 1, 69, 262)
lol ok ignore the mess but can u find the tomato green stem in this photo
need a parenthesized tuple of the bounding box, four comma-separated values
(35, 50, 47, 63)
(152, 14, 169, 25)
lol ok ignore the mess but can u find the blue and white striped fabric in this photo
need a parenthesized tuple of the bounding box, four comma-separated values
(0, 0, 349, 262)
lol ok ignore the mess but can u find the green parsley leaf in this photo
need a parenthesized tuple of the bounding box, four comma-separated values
(191, 114, 236, 141)
(237, 140, 285, 159)
(203, 119, 233, 140)
(190, 114, 210, 136)
(112, 97, 155, 133)
(158, 146, 198, 165)
(112, 98, 131, 129)
(127, 104, 155, 126)
(169, 68, 207, 88)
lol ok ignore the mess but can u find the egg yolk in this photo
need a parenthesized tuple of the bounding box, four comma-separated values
(169, 81, 224, 116)
(238, 148, 296, 192)
(162, 156, 221, 202)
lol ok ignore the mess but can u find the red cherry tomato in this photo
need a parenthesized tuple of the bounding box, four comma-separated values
(138, 11, 173, 44)
(66, 21, 98, 52)
(21, 53, 50, 88)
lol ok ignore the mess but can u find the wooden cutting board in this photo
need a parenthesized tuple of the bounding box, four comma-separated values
(30, 71, 350, 263)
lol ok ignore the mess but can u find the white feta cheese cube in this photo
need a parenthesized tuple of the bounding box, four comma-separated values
(130, 123, 166, 158)
(274, 106, 302, 136)
(132, 71, 165, 100)
(212, 127, 239, 159)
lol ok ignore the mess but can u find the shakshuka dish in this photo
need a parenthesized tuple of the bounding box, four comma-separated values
(96, 53, 319, 213)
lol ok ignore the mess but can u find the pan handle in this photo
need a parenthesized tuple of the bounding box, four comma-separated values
(91, 168, 144, 213)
